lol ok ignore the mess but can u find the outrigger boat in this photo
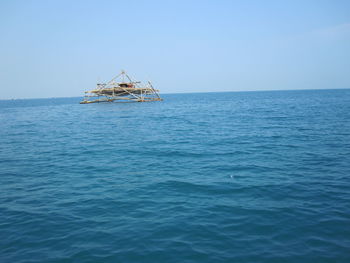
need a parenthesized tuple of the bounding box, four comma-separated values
(80, 70, 162, 104)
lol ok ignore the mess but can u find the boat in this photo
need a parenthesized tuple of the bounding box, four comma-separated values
(80, 70, 162, 104)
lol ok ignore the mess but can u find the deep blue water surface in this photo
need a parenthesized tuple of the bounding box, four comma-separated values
(1, 90, 350, 262)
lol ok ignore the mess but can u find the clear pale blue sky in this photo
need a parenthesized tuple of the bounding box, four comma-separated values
(1, 0, 349, 99)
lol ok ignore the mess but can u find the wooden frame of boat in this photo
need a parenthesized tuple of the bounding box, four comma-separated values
(80, 70, 162, 104)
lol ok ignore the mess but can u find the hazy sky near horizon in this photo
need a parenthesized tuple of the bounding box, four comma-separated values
(1, 0, 350, 99)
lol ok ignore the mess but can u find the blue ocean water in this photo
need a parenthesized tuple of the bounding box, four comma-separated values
(0, 90, 350, 263)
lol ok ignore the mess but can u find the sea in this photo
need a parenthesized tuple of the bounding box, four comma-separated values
(0, 89, 349, 263)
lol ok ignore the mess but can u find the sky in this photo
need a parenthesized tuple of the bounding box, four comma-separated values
(0, 0, 349, 99)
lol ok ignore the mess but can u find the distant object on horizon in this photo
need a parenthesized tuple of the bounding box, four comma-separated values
(80, 70, 162, 104)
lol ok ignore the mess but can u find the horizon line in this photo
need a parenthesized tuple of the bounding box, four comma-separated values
(0, 87, 349, 101)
